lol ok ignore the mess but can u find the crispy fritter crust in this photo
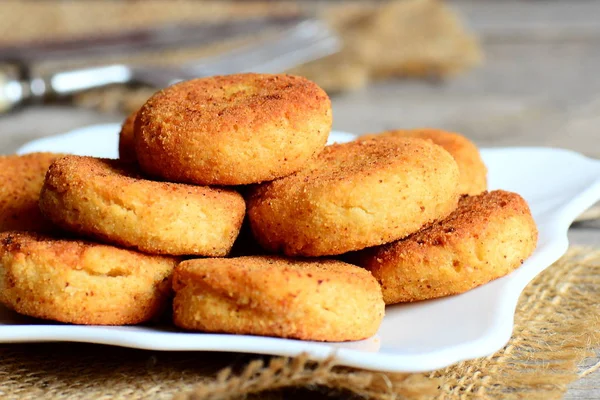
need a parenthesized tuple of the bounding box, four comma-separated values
(358, 190, 538, 304)
(248, 137, 460, 256)
(359, 129, 487, 195)
(0, 231, 177, 325)
(118, 110, 138, 162)
(0, 153, 64, 233)
(172, 256, 384, 341)
(135, 73, 332, 185)
(39, 156, 245, 256)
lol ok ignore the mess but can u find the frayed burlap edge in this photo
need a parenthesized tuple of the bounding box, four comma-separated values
(174, 247, 600, 400)
(173, 355, 439, 400)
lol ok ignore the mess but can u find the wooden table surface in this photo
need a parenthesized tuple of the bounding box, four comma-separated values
(0, 1, 598, 398)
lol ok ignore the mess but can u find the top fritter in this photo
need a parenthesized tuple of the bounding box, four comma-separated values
(134, 73, 332, 185)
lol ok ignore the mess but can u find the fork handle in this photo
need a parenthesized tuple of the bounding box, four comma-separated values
(0, 64, 134, 112)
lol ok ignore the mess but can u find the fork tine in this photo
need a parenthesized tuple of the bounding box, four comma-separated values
(136, 19, 339, 86)
(185, 20, 338, 74)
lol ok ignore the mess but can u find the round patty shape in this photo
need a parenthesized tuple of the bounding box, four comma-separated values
(0, 231, 177, 325)
(118, 109, 138, 162)
(0, 152, 64, 233)
(134, 73, 332, 185)
(360, 129, 487, 195)
(247, 137, 460, 256)
(358, 190, 538, 304)
(172, 256, 384, 341)
(39, 156, 245, 256)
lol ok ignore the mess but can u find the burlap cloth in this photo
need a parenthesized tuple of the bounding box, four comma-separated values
(0, 247, 598, 399)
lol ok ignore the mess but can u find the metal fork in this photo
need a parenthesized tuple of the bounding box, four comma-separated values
(0, 19, 339, 112)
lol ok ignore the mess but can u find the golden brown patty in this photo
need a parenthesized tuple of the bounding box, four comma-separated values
(173, 256, 384, 341)
(39, 156, 245, 256)
(135, 73, 332, 185)
(118, 110, 138, 162)
(0, 231, 177, 325)
(247, 137, 460, 256)
(0, 152, 64, 233)
(357, 190, 538, 304)
(359, 129, 487, 195)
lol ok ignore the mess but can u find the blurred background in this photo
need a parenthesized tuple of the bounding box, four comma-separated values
(0, 0, 598, 156)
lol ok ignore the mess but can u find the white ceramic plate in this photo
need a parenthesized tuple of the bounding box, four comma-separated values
(5, 123, 600, 373)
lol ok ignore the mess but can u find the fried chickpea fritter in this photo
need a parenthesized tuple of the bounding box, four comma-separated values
(39, 156, 245, 256)
(359, 128, 487, 195)
(357, 190, 538, 304)
(118, 110, 138, 162)
(135, 73, 332, 185)
(173, 256, 384, 341)
(248, 137, 460, 256)
(0, 231, 177, 325)
(0, 152, 64, 233)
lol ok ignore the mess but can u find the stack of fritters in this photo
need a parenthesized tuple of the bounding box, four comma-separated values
(0, 73, 537, 342)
